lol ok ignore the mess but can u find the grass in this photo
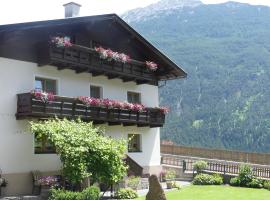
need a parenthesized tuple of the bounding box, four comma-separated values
(135, 185, 270, 200)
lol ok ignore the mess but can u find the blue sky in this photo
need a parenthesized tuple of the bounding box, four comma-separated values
(0, 0, 269, 25)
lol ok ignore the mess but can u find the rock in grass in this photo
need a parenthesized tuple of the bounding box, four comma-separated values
(146, 175, 166, 200)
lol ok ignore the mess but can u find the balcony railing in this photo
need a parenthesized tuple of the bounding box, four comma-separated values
(16, 93, 165, 127)
(38, 44, 158, 85)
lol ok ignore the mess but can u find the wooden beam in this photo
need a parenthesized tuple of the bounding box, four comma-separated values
(122, 77, 136, 83)
(123, 123, 136, 127)
(108, 122, 121, 126)
(137, 124, 149, 127)
(150, 124, 162, 128)
(91, 71, 104, 77)
(107, 74, 119, 80)
(136, 80, 149, 85)
(76, 68, 88, 74)
(93, 120, 105, 125)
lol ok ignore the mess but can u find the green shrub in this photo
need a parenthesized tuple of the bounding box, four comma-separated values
(165, 169, 176, 180)
(115, 188, 138, 199)
(82, 186, 100, 200)
(247, 178, 263, 188)
(49, 189, 82, 200)
(239, 164, 253, 186)
(263, 180, 270, 190)
(192, 173, 222, 185)
(126, 176, 140, 190)
(193, 161, 208, 173)
(212, 174, 223, 185)
(50, 186, 100, 200)
(230, 177, 241, 186)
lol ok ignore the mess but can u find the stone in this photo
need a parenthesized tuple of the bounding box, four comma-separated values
(146, 175, 166, 200)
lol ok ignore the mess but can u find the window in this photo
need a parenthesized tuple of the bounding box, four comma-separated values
(127, 92, 141, 104)
(128, 134, 142, 152)
(35, 77, 57, 94)
(34, 134, 56, 154)
(90, 85, 102, 98)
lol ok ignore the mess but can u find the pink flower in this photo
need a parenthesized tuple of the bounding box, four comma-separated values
(145, 61, 158, 71)
(31, 90, 55, 103)
(51, 36, 72, 48)
(95, 46, 131, 64)
(159, 106, 170, 114)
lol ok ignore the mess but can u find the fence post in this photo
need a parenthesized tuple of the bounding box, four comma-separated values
(183, 160, 186, 173)
(223, 164, 226, 175)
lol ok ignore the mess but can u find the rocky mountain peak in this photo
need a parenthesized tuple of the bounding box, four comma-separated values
(122, 0, 203, 23)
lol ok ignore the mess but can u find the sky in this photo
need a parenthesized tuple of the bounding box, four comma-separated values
(0, 0, 270, 25)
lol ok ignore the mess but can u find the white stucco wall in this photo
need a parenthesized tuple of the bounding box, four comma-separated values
(0, 57, 161, 175)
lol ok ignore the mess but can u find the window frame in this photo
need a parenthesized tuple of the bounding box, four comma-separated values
(128, 134, 142, 153)
(90, 84, 103, 99)
(127, 91, 141, 104)
(34, 75, 59, 95)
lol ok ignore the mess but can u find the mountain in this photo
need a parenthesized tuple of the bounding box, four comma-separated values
(123, 0, 270, 152)
(122, 0, 202, 23)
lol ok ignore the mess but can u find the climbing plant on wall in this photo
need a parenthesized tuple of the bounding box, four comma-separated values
(30, 118, 128, 187)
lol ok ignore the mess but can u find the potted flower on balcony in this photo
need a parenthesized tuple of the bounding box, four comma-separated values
(164, 169, 176, 189)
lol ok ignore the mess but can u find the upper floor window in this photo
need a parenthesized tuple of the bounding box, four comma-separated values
(35, 77, 57, 94)
(127, 91, 141, 104)
(128, 134, 142, 152)
(90, 85, 103, 99)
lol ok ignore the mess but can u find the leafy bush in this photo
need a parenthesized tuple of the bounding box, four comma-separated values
(239, 164, 253, 186)
(193, 161, 208, 173)
(81, 186, 100, 200)
(247, 178, 263, 188)
(115, 188, 138, 199)
(212, 174, 223, 185)
(50, 189, 82, 200)
(31, 119, 128, 185)
(126, 176, 140, 190)
(192, 173, 223, 185)
(50, 186, 100, 200)
(230, 177, 241, 186)
(165, 169, 176, 180)
(263, 180, 270, 190)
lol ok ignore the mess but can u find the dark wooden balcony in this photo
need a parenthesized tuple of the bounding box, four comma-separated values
(38, 44, 159, 85)
(16, 93, 165, 127)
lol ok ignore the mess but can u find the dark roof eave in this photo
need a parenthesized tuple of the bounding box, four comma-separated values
(0, 14, 187, 79)
(114, 16, 187, 79)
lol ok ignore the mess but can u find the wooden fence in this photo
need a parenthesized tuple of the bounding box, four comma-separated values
(161, 154, 270, 179)
(161, 144, 270, 165)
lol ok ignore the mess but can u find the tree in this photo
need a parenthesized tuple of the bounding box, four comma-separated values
(30, 118, 128, 188)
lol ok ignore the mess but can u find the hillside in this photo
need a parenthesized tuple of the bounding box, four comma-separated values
(123, 0, 270, 152)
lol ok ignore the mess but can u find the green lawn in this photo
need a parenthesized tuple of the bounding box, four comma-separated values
(135, 185, 270, 200)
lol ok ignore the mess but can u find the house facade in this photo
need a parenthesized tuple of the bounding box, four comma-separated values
(0, 3, 186, 196)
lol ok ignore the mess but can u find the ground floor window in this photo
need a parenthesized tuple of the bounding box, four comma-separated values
(128, 134, 142, 152)
(34, 134, 56, 154)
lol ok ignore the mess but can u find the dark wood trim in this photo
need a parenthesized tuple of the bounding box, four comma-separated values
(37, 44, 159, 86)
(16, 93, 165, 128)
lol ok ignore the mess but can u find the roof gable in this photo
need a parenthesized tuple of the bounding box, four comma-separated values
(0, 14, 187, 80)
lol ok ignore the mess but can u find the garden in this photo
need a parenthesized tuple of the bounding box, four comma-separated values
(135, 185, 270, 200)
(28, 118, 270, 200)
(134, 161, 270, 200)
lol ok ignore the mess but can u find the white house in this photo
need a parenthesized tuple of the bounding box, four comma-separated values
(0, 3, 186, 196)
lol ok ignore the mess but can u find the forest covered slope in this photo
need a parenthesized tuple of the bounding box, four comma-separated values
(123, 0, 270, 152)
